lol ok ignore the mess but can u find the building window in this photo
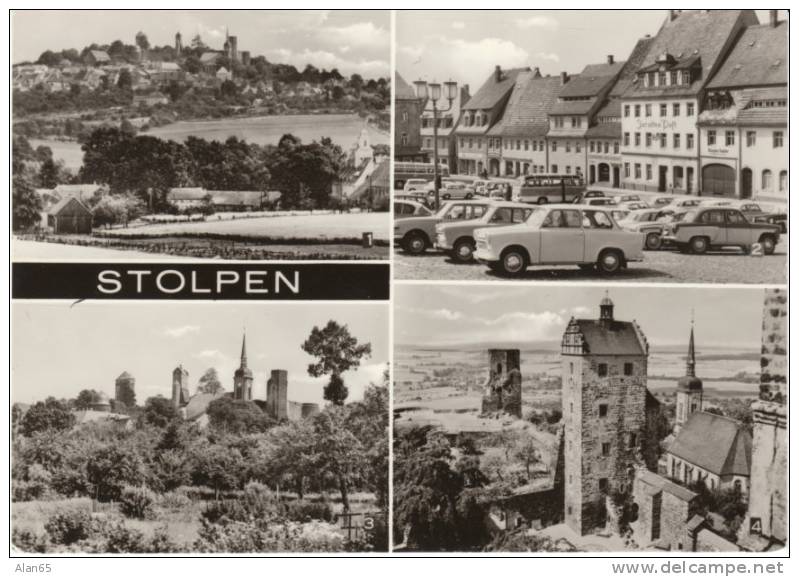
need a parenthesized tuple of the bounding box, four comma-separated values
(613, 142, 619, 154)
(773, 131, 784, 148)
(570, 402, 573, 414)
(565, 141, 571, 153)
(658, 72, 667, 86)
(552, 164, 558, 173)
(576, 142, 581, 153)
(552, 141, 557, 152)
(599, 404, 608, 418)
(401, 111, 408, 122)
(673, 134, 681, 148)
(645, 104, 652, 117)
(634, 104, 641, 117)
(634, 133, 641, 146)
(660, 133, 667, 148)
(524, 140, 529, 150)
(634, 163, 641, 179)
(660, 103, 667, 117)
(624, 104, 630, 117)
(598, 363, 608, 377)
(623, 133, 630, 147)
(629, 432, 638, 449)
(707, 130, 716, 146)
(687, 134, 694, 149)
(590, 141, 595, 152)
(746, 131, 756, 147)
(599, 478, 609, 493)
(645, 133, 652, 147)
(601, 442, 611, 457)
(646, 164, 653, 180)
(400, 133, 408, 146)
(779, 170, 787, 192)
(726, 131, 735, 146)
(566, 166, 572, 174)
(624, 362, 633, 376)
(624, 163, 630, 178)
(516, 139, 521, 150)
(687, 102, 695, 116)
(762, 169, 773, 191)
(673, 103, 680, 116)
(603, 142, 609, 154)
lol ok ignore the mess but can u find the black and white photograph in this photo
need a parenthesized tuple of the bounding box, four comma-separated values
(393, 285, 786, 552)
(11, 10, 390, 261)
(393, 10, 787, 283)
(11, 301, 389, 553)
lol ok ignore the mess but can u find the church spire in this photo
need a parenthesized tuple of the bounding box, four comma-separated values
(686, 317, 696, 378)
(240, 331, 248, 369)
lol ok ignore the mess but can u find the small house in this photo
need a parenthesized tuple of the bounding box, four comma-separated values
(47, 197, 93, 234)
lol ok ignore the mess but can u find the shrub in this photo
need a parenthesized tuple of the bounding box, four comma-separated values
(12, 528, 49, 553)
(158, 490, 192, 511)
(44, 509, 93, 545)
(119, 485, 157, 520)
(283, 500, 333, 523)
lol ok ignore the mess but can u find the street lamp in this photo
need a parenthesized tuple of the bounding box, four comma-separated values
(414, 78, 458, 210)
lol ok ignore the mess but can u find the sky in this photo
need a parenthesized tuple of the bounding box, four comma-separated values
(12, 301, 388, 406)
(395, 285, 766, 350)
(396, 10, 779, 91)
(11, 10, 390, 77)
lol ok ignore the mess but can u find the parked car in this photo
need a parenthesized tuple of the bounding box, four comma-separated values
(613, 194, 642, 204)
(473, 204, 644, 277)
(752, 212, 787, 234)
(618, 208, 673, 250)
(672, 198, 702, 208)
(403, 178, 429, 192)
(736, 202, 767, 217)
(394, 200, 491, 255)
(619, 201, 649, 211)
(394, 199, 433, 219)
(571, 190, 605, 204)
(436, 202, 536, 262)
(661, 207, 781, 254)
(428, 181, 476, 201)
(584, 197, 618, 206)
(650, 196, 674, 208)
(472, 180, 489, 195)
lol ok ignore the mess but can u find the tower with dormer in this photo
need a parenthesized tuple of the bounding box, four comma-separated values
(675, 322, 703, 433)
(233, 333, 253, 401)
(561, 293, 649, 535)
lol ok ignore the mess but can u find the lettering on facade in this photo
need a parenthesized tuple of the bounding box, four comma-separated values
(635, 119, 678, 131)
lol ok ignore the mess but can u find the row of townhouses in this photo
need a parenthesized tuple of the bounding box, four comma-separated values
(399, 10, 787, 201)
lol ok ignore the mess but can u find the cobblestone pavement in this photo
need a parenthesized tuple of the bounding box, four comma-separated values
(393, 242, 787, 284)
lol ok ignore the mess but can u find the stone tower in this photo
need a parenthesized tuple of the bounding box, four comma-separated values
(675, 322, 703, 433)
(224, 28, 238, 62)
(175, 32, 183, 57)
(742, 289, 787, 547)
(481, 349, 522, 418)
(115, 371, 136, 407)
(172, 365, 189, 408)
(266, 369, 288, 420)
(233, 333, 253, 401)
(561, 294, 649, 535)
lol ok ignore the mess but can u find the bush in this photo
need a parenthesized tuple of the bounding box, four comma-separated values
(158, 490, 192, 511)
(44, 509, 93, 545)
(283, 500, 333, 523)
(119, 485, 157, 520)
(12, 528, 49, 553)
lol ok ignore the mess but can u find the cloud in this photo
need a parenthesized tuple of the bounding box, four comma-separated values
(516, 16, 559, 30)
(163, 325, 200, 338)
(534, 51, 560, 62)
(322, 22, 389, 50)
(195, 349, 223, 359)
(432, 308, 463, 321)
(451, 21, 465, 30)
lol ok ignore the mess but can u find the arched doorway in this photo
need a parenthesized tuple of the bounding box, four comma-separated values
(489, 158, 500, 177)
(702, 164, 736, 197)
(741, 168, 753, 199)
(598, 163, 610, 183)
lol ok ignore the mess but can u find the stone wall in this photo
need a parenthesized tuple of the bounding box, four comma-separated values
(481, 349, 522, 418)
(759, 289, 787, 402)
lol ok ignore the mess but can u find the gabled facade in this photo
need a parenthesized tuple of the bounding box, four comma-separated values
(420, 83, 470, 173)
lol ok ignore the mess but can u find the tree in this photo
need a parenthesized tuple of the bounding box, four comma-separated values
(206, 397, 273, 434)
(73, 389, 100, 410)
(301, 320, 372, 405)
(197, 368, 223, 395)
(86, 445, 146, 501)
(309, 408, 364, 513)
(38, 157, 61, 189)
(191, 443, 243, 500)
(12, 174, 43, 231)
(513, 436, 540, 479)
(257, 420, 316, 498)
(20, 398, 75, 437)
(141, 396, 179, 428)
(117, 68, 133, 91)
(135, 31, 150, 51)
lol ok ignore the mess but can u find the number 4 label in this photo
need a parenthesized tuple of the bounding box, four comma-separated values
(750, 517, 762, 535)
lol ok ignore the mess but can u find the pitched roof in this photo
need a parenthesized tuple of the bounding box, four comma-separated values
(200, 51, 222, 63)
(707, 22, 787, 89)
(89, 50, 110, 62)
(610, 37, 656, 97)
(571, 318, 648, 356)
(585, 121, 621, 139)
(637, 469, 697, 502)
(626, 10, 759, 97)
(47, 196, 91, 216)
(549, 99, 595, 116)
(558, 61, 625, 99)
(351, 159, 389, 199)
(697, 86, 787, 127)
(463, 67, 528, 110)
(394, 72, 417, 100)
(53, 183, 103, 199)
(596, 100, 622, 118)
(184, 391, 226, 421)
(668, 411, 752, 477)
(487, 73, 562, 137)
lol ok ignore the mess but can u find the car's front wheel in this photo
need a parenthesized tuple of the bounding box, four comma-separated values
(537, 197, 548, 205)
(402, 231, 428, 255)
(690, 236, 709, 254)
(759, 235, 776, 255)
(498, 247, 528, 277)
(452, 238, 476, 263)
(597, 249, 623, 275)
(645, 232, 662, 250)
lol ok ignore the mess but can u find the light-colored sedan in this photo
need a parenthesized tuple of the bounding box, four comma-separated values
(394, 200, 491, 255)
(394, 199, 433, 219)
(435, 201, 536, 262)
(618, 208, 672, 250)
(474, 204, 644, 277)
(403, 178, 429, 192)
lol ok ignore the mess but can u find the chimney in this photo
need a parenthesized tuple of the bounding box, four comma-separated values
(560, 71, 569, 85)
(607, 55, 614, 65)
(770, 10, 779, 27)
(494, 65, 502, 82)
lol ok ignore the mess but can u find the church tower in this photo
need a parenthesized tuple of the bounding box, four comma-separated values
(233, 332, 253, 401)
(175, 32, 183, 57)
(561, 293, 649, 535)
(675, 320, 703, 433)
(172, 365, 189, 408)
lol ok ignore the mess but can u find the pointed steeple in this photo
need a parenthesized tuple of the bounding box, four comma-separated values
(240, 331, 248, 369)
(685, 322, 696, 378)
